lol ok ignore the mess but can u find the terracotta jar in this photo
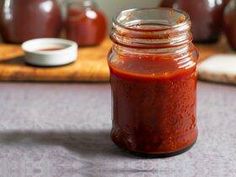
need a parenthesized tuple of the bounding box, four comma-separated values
(160, 0, 230, 8)
(0, 0, 62, 43)
(160, 0, 227, 43)
(224, 0, 236, 50)
(65, 0, 107, 46)
(108, 8, 198, 156)
(159, 0, 175, 7)
(224, 0, 231, 5)
(0, 1, 2, 41)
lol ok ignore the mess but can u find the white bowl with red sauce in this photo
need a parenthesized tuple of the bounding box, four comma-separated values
(22, 38, 78, 66)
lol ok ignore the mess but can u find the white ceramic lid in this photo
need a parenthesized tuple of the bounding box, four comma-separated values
(22, 38, 78, 66)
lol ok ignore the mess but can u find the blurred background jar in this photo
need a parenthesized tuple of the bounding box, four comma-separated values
(65, 0, 107, 47)
(224, 0, 231, 5)
(159, 0, 175, 7)
(160, 0, 228, 43)
(224, 0, 236, 50)
(0, 1, 3, 42)
(0, 0, 62, 44)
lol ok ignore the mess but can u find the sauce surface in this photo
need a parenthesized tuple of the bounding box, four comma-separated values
(109, 54, 197, 154)
(38, 47, 64, 51)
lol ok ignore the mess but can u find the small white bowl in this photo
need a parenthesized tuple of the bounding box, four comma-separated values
(22, 38, 78, 66)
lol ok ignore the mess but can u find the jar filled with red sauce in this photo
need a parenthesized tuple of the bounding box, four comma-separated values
(108, 8, 199, 156)
(224, 0, 236, 50)
(65, 0, 107, 46)
(160, 0, 227, 43)
(0, 0, 62, 44)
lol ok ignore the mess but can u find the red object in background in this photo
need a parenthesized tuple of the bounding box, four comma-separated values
(224, 0, 236, 50)
(108, 8, 198, 156)
(0, 0, 62, 44)
(65, 0, 107, 46)
(224, 0, 231, 5)
(159, 0, 175, 7)
(160, 0, 227, 43)
(160, 0, 230, 8)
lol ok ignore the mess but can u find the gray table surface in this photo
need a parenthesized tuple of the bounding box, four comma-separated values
(0, 82, 235, 177)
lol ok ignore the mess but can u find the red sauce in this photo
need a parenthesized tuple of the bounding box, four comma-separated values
(109, 54, 197, 155)
(224, 0, 236, 50)
(38, 47, 64, 51)
(0, 0, 62, 43)
(66, 7, 107, 46)
(108, 8, 198, 156)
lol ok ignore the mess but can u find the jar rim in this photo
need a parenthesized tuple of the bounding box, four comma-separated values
(113, 8, 190, 32)
(110, 7, 192, 49)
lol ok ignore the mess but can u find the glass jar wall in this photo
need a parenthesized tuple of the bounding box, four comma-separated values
(108, 8, 199, 156)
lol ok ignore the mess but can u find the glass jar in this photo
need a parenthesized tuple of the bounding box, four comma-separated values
(0, 0, 62, 44)
(224, 0, 236, 50)
(160, 0, 226, 43)
(108, 8, 199, 156)
(65, 0, 107, 46)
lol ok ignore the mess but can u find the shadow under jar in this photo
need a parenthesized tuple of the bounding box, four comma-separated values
(108, 8, 199, 157)
(0, 0, 62, 44)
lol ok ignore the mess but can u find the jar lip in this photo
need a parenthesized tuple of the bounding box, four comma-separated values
(113, 8, 190, 31)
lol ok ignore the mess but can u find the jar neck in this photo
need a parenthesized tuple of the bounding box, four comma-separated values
(111, 8, 193, 54)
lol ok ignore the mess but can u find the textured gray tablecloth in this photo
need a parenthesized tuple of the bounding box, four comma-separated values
(0, 82, 235, 177)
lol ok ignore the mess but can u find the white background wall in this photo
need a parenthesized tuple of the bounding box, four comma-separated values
(96, 0, 161, 27)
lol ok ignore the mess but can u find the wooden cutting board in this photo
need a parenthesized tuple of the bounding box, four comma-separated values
(0, 36, 233, 82)
(0, 38, 111, 82)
